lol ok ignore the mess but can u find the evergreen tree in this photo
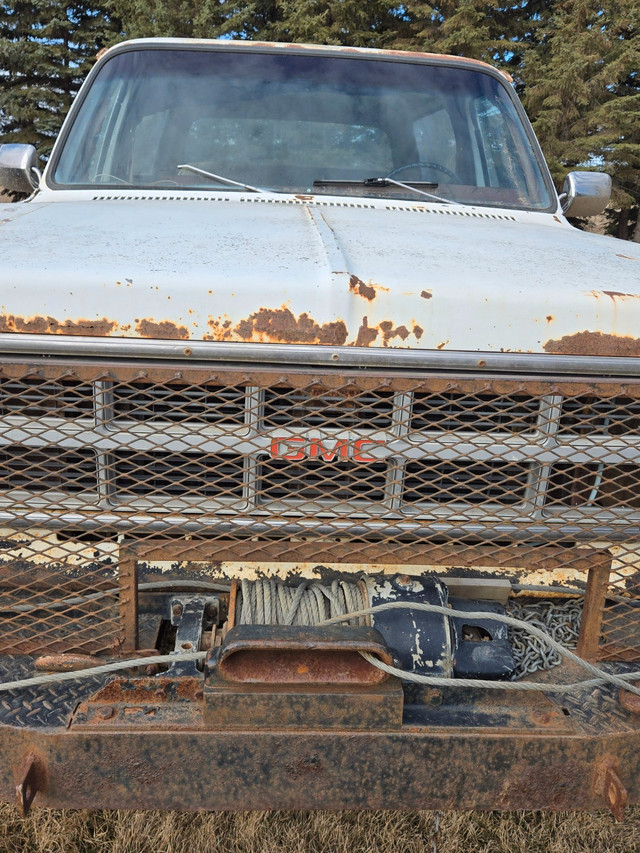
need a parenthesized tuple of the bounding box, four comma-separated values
(0, 1, 119, 154)
(388, 1, 548, 67)
(110, 0, 224, 39)
(521, 0, 640, 233)
(210, 0, 401, 46)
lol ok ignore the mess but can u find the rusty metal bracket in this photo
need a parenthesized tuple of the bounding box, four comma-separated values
(204, 625, 403, 730)
(210, 624, 393, 685)
(577, 558, 612, 662)
(15, 753, 46, 817)
(594, 759, 628, 821)
(167, 595, 218, 677)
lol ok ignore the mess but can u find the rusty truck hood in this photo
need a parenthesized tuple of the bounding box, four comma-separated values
(1, 191, 639, 355)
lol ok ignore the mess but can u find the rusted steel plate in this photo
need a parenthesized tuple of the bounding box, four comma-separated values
(203, 677, 404, 731)
(0, 727, 638, 812)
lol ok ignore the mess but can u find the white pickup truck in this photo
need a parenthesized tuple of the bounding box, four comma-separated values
(0, 39, 638, 817)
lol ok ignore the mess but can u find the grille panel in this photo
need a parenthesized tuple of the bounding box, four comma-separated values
(259, 458, 387, 502)
(559, 396, 640, 435)
(403, 461, 530, 505)
(0, 376, 93, 418)
(263, 386, 395, 429)
(0, 446, 97, 494)
(114, 451, 245, 499)
(411, 391, 540, 433)
(0, 359, 638, 660)
(113, 381, 246, 425)
(548, 463, 640, 508)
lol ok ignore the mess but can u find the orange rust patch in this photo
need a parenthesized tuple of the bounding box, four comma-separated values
(421, 290, 432, 300)
(602, 290, 640, 300)
(617, 254, 638, 261)
(349, 275, 377, 301)
(544, 331, 640, 357)
(546, 315, 554, 323)
(355, 317, 378, 347)
(436, 340, 449, 350)
(379, 321, 409, 346)
(135, 319, 190, 340)
(0, 314, 116, 336)
(209, 308, 348, 346)
(413, 324, 424, 340)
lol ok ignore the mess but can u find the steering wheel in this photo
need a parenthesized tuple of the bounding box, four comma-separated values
(387, 161, 460, 183)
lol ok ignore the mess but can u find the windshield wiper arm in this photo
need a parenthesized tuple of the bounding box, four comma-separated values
(177, 164, 274, 195)
(314, 177, 452, 205)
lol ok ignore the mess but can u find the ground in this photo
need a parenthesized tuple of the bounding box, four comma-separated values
(1, 806, 639, 852)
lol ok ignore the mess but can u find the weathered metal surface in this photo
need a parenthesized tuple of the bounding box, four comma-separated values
(619, 688, 640, 715)
(577, 562, 612, 661)
(0, 357, 638, 660)
(14, 753, 45, 817)
(1, 193, 639, 354)
(71, 675, 204, 730)
(594, 759, 628, 821)
(211, 625, 391, 685)
(0, 724, 638, 812)
(203, 676, 404, 731)
(35, 653, 104, 671)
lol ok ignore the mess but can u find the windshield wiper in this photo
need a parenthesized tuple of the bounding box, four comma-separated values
(177, 164, 274, 195)
(313, 177, 452, 204)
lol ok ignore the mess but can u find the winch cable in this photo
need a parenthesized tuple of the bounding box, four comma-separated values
(237, 578, 369, 626)
(0, 652, 206, 693)
(1, 583, 639, 697)
(320, 602, 640, 697)
(235, 580, 640, 697)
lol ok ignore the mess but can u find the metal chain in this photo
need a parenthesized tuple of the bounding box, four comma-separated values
(507, 598, 583, 678)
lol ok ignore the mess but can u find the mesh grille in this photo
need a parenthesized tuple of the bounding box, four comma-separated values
(0, 359, 638, 659)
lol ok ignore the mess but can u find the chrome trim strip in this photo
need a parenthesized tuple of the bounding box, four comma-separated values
(0, 335, 640, 377)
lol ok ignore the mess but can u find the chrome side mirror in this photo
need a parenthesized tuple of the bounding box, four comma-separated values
(560, 171, 611, 218)
(0, 144, 41, 194)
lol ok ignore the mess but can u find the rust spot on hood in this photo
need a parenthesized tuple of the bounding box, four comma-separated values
(602, 290, 640, 300)
(379, 321, 409, 346)
(355, 317, 378, 347)
(349, 275, 377, 301)
(544, 331, 640, 357)
(135, 319, 190, 339)
(413, 325, 424, 340)
(0, 314, 116, 336)
(421, 290, 432, 300)
(348, 275, 388, 302)
(209, 308, 348, 346)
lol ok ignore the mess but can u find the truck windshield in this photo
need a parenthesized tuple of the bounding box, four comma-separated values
(52, 47, 553, 210)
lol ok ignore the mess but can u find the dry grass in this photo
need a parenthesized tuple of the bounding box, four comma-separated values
(0, 806, 639, 853)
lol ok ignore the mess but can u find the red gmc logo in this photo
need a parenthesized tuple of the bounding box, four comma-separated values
(269, 438, 386, 463)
